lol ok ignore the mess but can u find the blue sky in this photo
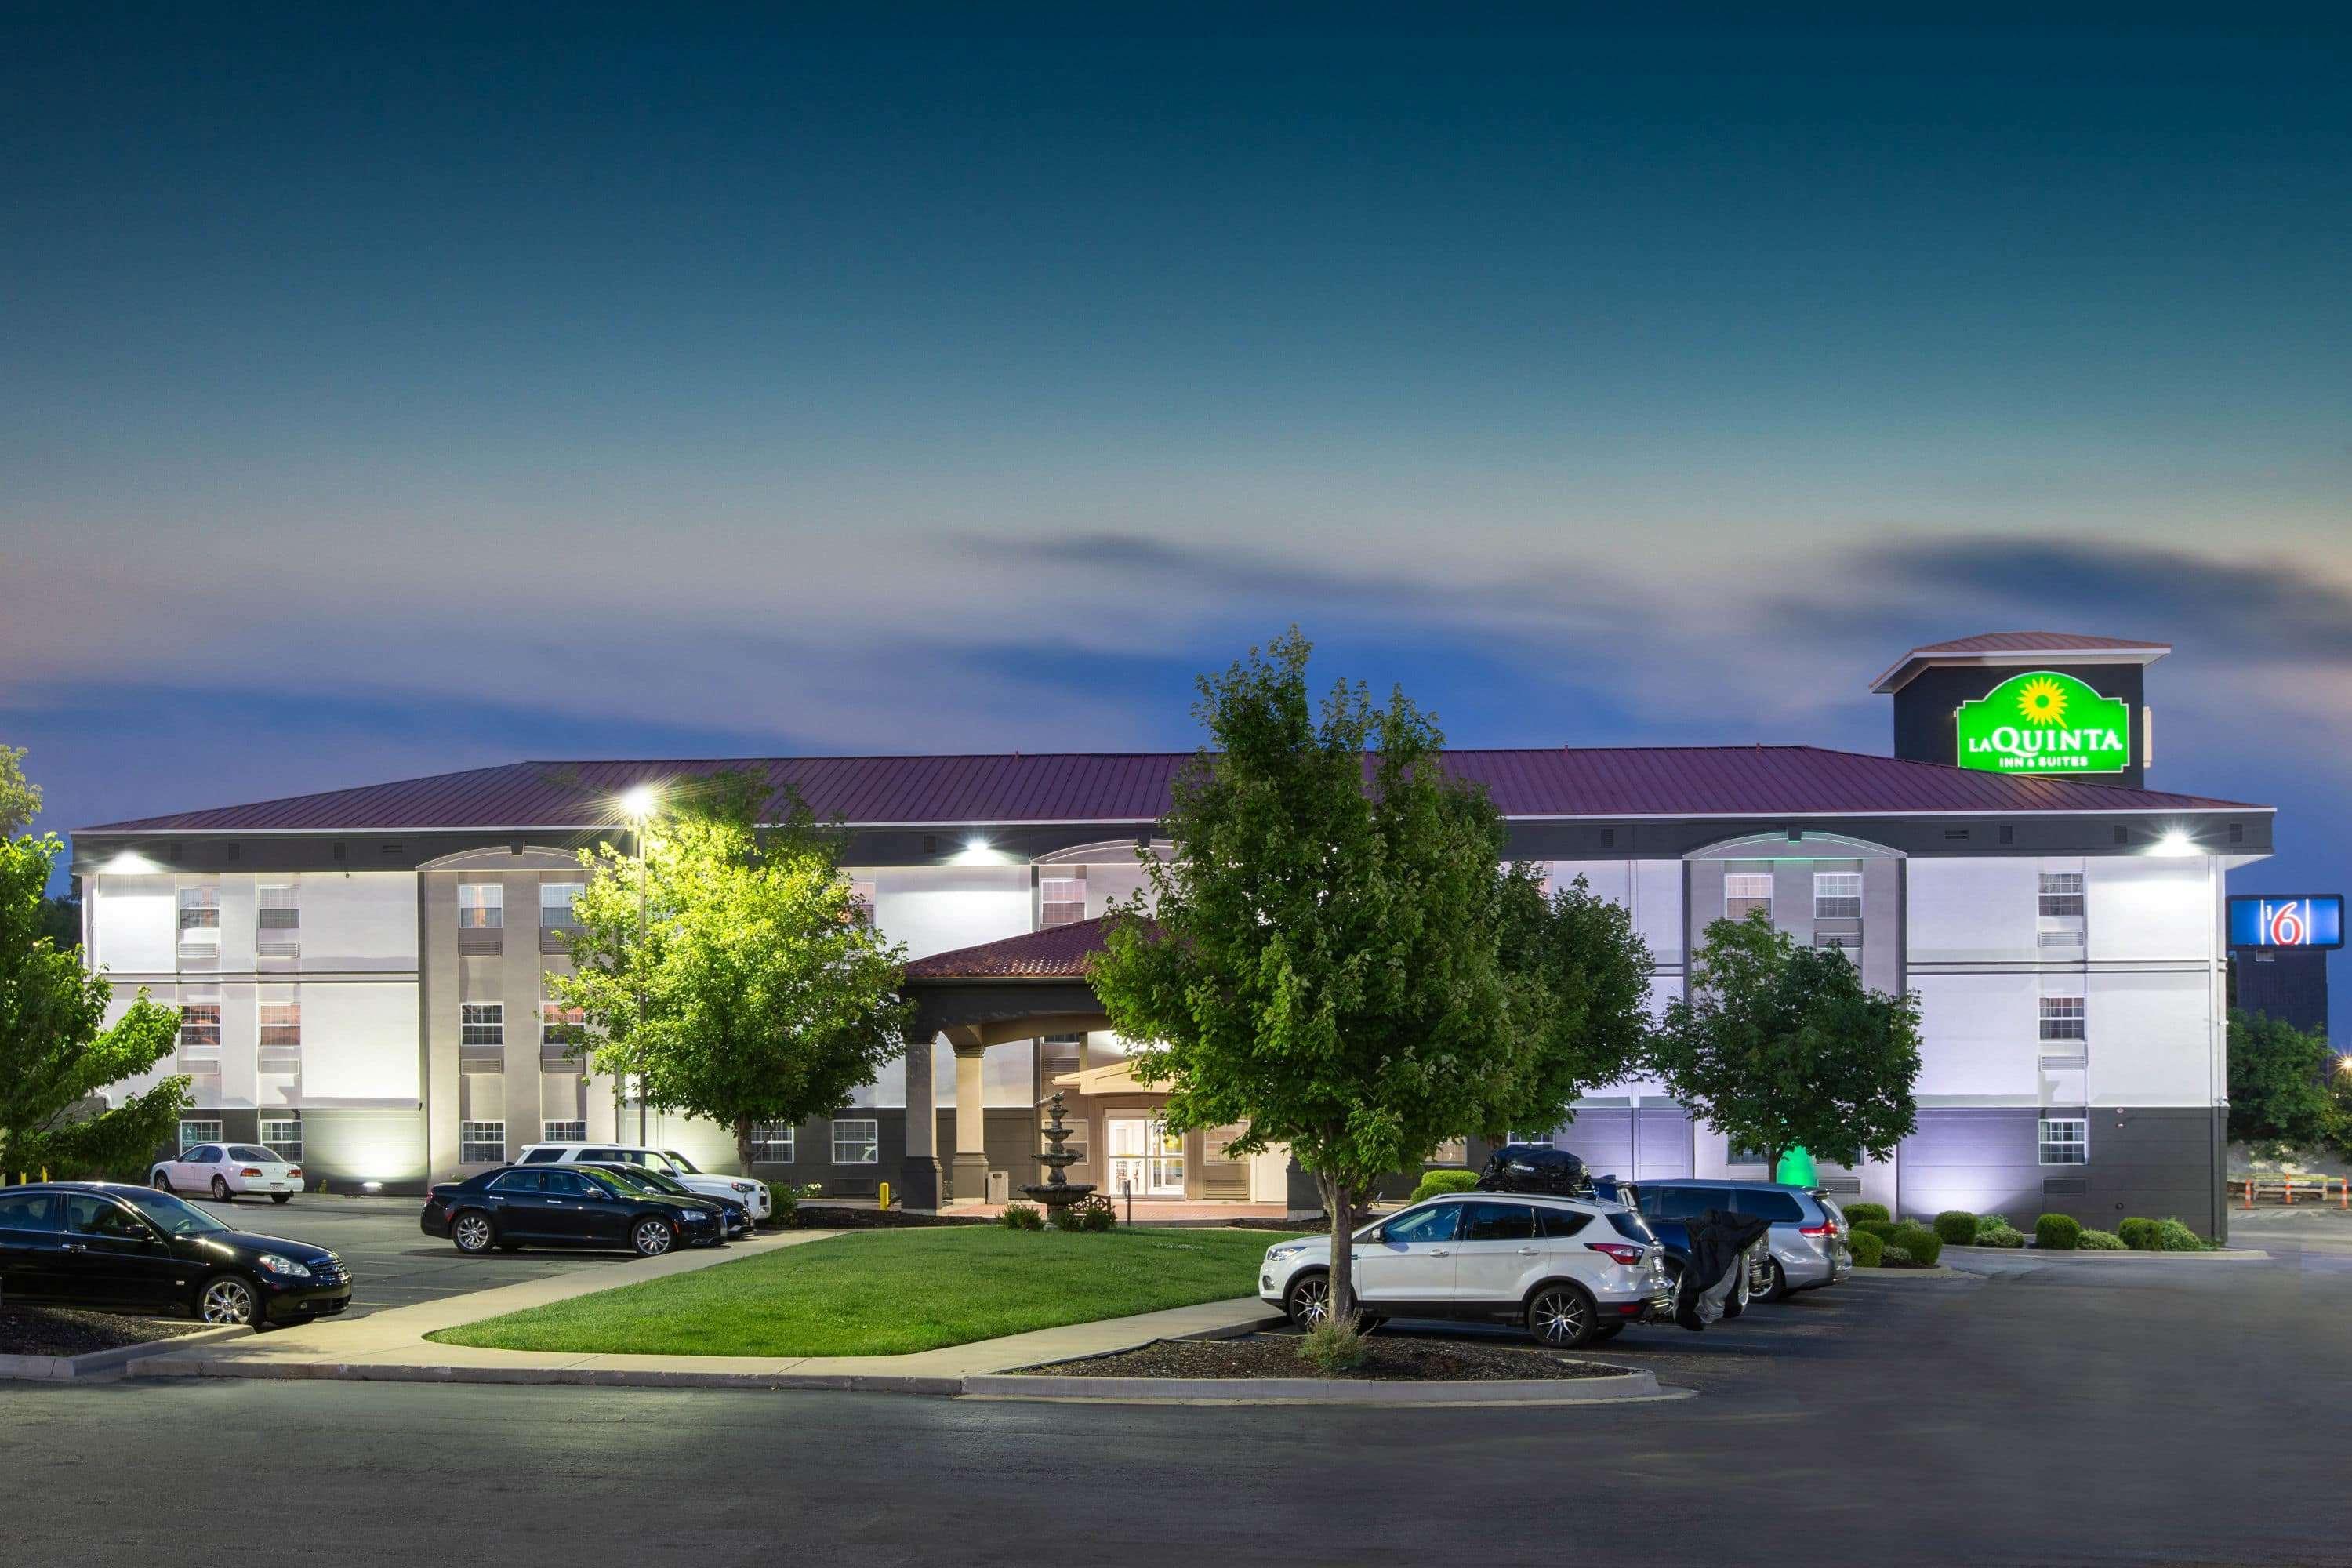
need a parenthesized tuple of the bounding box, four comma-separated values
(3, 9, 2347, 1028)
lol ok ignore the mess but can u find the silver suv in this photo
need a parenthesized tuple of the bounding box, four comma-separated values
(1621, 1179, 1851, 1301)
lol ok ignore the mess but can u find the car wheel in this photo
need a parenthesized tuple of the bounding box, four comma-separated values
(198, 1273, 260, 1328)
(630, 1217, 676, 1257)
(1526, 1282, 1599, 1348)
(210, 1175, 230, 1201)
(452, 1210, 496, 1254)
(1283, 1270, 1332, 1329)
(270, 1192, 292, 1205)
(1753, 1258, 1786, 1303)
(151, 1170, 172, 1192)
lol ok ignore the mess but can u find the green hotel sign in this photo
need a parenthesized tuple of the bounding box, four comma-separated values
(1955, 670, 2131, 775)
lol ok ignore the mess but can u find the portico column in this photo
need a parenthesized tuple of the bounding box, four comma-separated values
(951, 1043, 990, 1203)
(899, 1025, 942, 1212)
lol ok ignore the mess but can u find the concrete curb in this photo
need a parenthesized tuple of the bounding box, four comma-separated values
(960, 1365, 1674, 1406)
(0, 1323, 249, 1382)
(1942, 1245, 2270, 1261)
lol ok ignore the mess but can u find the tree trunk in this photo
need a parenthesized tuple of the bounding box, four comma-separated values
(1320, 1171, 1358, 1323)
(733, 1115, 756, 1178)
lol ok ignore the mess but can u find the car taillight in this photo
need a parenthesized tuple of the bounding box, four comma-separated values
(1799, 1221, 1835, 1237)
(240, 1167, 263, 1177)
(1586, 1242, 1646, 1266)
(288, 1167, 303, 1178)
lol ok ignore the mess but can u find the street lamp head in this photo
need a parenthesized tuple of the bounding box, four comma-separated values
(619, 785, 659, 822)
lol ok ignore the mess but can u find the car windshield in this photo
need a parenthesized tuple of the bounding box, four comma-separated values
(625, 1168, 690, 1196)
(118, 1189, 232, 1236)
(660, 1150, 700, 1174)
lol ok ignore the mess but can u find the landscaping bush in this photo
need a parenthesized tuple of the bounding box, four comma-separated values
(2151, 1218, 2211, 1252)
(1856, 1218, 1901, 1243)
(1849, 1229, 1886, 1268)
(1295, 1313, 1370, 1375)
(1933, 1210, 1978, 1247)
(2034, 1214, 2083, 1250)
(1408, 1168, 1482, 1203)
(1878, 1244, 1914, 1267)
(1843, 1202, 1891, 1226)
(1973, 1213, 2012, 1242)
(1054, 1193, 1116, 1232)
(2077, 1229, 2125, 1251)
(2117, 1218, 2161, 1250)
(1976, 1222, 2027, 1248)
(1889, 1224, 1942, 1266)
(998, 1203, 1044, 1231)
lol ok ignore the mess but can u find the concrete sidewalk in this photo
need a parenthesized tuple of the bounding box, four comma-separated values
(125, 1229, 1278, 1392)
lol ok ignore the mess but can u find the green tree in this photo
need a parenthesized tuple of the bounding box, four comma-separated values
(0, 742, 40, 837)
(1091, 630, 1653, 1321)
(1, 833, 188, 1177)
(1646, 910, 1922, 1183)
(2226, 1007, 2337, 1155)
(551, 775, 911, 1174)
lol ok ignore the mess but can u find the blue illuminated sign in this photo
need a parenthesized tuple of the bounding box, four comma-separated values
(2227, 895, 2344, 950)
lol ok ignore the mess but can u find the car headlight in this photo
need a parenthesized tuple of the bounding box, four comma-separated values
(1266, 1243, 1308, 1261)
(255, 1254, 312, 1279)
(730, 1181, 755, 1194)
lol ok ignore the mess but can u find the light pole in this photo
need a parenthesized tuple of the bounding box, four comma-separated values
(619, 785, 659, 1148)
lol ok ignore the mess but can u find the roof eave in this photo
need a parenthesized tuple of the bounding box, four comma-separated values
(1869, 644, 2174, 695)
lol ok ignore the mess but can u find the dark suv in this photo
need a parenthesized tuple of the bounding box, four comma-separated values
(1595, 1178, 1851, 1301)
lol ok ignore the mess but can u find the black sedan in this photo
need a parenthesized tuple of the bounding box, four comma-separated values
(577, 1162, 752, 1238)
(0, 1181, 350, 1331)
(420, 1165, 723, 1256)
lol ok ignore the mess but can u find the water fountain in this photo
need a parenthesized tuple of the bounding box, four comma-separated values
(1022, 1091, 1096, 1215)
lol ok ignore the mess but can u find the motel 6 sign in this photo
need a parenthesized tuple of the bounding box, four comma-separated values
(2227, 895, 2346, 950)
(1954, 670, 2132, 775)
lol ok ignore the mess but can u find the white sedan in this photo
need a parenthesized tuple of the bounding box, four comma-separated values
(151, 1143, 306, 1203)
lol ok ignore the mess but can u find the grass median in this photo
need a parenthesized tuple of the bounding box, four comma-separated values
(424, 1225, 1282, 1358)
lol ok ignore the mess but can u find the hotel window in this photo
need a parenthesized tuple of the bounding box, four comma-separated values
(831, 1118, 879, 1165)
(1726, 1139, 1769, 1167)
(1813, 931, 1858, 963)
(2038, 873, 2086, 918)
(461, 1004, 505, 1047)
(259, 1000, 302, 1049)
(178, 1000, 222, 1051)
(1725, 872, 1773, 922)
(1040, 874, 1087, 929)
(256, 882, 301, 958)
(178, 1119, 223, 1153)
(540, 881, 584, 928)
(462, 1121, 506, 1163)
(2038, 1118, 2089, 1166)
(845, 879, 876, 927)
(2038, 996, 2085, 1041)
(1430, 1137, 1469, 1166)
(176, 884, 220, 936)
(260, 1117, 303, 1163)
(1813, 873, 1863, 920)
(458, 883, 504, 929)
(752, 1123, 796, 1163)
(539, 996, 586, 1048)
(543, 1120, 586, 1144)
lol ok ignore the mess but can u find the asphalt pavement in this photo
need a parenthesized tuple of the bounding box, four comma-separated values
(11, 1233, 2352, 1566)
(182, 1192, 648, 1319)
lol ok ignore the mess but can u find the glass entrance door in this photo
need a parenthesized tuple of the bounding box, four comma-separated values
(1106, 1117, 1185, 1197)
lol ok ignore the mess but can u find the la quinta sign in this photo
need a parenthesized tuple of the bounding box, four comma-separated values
(1954, 670, 2130, 775)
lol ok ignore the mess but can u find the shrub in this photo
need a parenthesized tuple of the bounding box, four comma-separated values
(1408, 1168, 1482, 1203)
(1058, 1193, 1116, 1232)
(998, 1203, 1044, 1231)
(2034, 1214, 2082, 1250)
(1296, 1314, 1370, 1375)
(1849, 1229, 1886, 1268)
(1856, 1218, 1901, 1242)
(1976, 1223, 2027, 1248)
(2077, 1229, 2125, 1251)
(1933, 1210, 1978, 1247)
(2117, 1218, 2161, 1250)
(1843, 1202, 1890, 1226)
(2152, 1218, 2210, 1252)
(1878, 1244, 1914, 1267)
(1890, 1224, 1942, 1266)
(1973, 1214, 2012, 1242)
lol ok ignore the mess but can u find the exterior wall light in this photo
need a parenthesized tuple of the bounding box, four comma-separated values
(2151, 830, 2198, 856)
(103, 850, 161, 873)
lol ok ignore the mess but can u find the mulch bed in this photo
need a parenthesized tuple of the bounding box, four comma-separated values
(1038, 1332, 1629, 1382)
(1, 1305, 212, 1359)
(782, 1207, 994, 1230)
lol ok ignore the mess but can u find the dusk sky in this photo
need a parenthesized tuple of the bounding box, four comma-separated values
(3, 10, 2347, 1023)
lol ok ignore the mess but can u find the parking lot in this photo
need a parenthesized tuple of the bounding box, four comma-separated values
(183, 1192, 650, 1319)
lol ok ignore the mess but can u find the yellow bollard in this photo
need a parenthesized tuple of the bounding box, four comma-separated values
(878, 1180, 892, 1210)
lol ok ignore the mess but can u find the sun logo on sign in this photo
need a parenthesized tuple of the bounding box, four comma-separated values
(2015, 677, 2068, 726)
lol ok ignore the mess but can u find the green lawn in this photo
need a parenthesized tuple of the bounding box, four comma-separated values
(425, 1226, 1282, 1358)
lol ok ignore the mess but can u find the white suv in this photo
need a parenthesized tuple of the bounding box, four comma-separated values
(1259, 1192, 1670, 1348)
(517, 1143, 772, 1221)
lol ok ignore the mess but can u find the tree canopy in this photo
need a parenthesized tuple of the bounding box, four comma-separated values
(0, 743, 39, 838)
(1091, 630, 1653, 1319)
(1, 833, 187, 1177)
(2227, 1007, 2339, 1156)
(1644, 910, 1922, 1180)
(550, 775, 911, 1173)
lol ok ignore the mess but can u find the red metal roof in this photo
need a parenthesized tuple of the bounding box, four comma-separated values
(1909, 631, 2172, 655)
(1871, 631, 2173, 692)
(78, 745, 2264, 836)
(904, 916, 1120, 981)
